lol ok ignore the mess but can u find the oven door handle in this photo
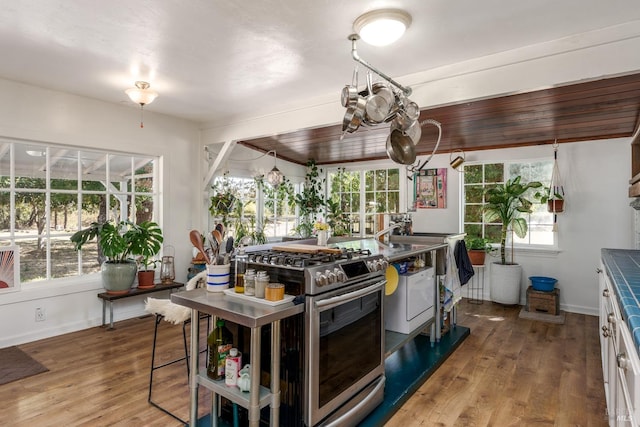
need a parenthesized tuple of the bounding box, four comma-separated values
(323, 375, 386, 427)
(315, 279, 386, 310)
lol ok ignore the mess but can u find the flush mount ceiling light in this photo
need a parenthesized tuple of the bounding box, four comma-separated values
(125, 81, 159, 128)
(353, 9, 412, 46)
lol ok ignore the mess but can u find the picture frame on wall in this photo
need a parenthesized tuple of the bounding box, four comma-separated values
(414, 168, 447, 209)
(0, 245, 20, 293)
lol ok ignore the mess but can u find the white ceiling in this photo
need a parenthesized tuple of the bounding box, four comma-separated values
(1, 1, 639, 126)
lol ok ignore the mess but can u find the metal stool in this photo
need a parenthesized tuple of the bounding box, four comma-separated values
(145, 270, 208, 423)
(148, 312, 209, 423)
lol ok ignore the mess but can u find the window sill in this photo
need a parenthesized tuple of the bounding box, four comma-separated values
(0, 275, 103, 306)
(488, 246, 561, 261)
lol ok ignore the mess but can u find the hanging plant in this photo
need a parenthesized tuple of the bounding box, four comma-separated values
(209, 173, 239, 227)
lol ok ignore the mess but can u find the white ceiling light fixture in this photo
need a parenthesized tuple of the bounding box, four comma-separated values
(353, 9, 412, 46)
(125, 81, 159, 128)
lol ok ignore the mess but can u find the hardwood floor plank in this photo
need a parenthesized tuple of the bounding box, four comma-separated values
(1, 300, 606, 426)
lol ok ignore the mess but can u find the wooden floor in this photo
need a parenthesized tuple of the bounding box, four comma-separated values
(1, 299, 607, 426)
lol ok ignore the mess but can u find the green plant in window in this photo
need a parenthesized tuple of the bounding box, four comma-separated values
(293, 159, 325, 238)
(483, 175, 542, 265)
(209, 174, 238, 227)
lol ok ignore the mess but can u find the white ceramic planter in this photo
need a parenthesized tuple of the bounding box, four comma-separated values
(489, 262, 522, 305)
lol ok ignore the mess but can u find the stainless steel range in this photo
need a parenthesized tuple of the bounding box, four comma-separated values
(244, 243, 387, 426)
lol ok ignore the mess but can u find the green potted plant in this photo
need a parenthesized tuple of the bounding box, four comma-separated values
(464, 236, 492, 266)
(292, 159, 325, 238)
(483, 176, 542, 304)
(70, 220, 163, 294)
(537, 187, 565, 213)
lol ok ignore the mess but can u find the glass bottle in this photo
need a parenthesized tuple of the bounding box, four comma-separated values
(244, 269, 256, 296)
(206, 319, 233, 380)
(255, 271, 269, 298)
(234, 246, 247, 293)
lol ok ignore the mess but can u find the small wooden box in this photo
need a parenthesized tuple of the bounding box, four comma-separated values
(526, 286, 559, 315)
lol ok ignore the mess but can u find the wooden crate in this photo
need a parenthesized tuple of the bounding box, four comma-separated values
(526, 286, 559, 315)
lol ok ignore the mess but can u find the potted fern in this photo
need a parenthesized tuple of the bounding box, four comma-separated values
(71, 220, 163, 294)
(483, 176, 542, 304)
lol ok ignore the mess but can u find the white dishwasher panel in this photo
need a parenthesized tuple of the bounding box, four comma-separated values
(385, 267, 435, 334)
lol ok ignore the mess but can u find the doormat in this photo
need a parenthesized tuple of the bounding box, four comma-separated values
(519, 308, 566, 324)
(0, 346, 48, 385)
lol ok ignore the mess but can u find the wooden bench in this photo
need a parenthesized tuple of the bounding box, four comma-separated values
(97, 282, 184, 329)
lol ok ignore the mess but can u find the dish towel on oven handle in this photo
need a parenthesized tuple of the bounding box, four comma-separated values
(443, 245, 463, 312)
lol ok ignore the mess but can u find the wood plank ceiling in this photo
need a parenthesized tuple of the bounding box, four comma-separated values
(238, 72, 640, 166)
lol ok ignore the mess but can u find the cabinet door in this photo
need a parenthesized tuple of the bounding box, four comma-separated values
(616, 323, 640, 424)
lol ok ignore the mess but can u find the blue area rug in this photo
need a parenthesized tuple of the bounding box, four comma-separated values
(192, 325, 470, 427)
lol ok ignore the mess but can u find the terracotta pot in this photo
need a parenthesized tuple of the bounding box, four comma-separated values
(547, 199, 564, 213)
(137, 270, 156, 289)
(467, 250, 486, 266)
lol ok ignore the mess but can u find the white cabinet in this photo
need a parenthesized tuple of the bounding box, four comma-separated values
(599, 261, 640, 426)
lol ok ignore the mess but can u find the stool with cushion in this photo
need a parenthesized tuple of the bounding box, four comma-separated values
(144, 270, 208, 423)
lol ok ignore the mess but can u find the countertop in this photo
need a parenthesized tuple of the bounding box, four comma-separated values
(328, 238, 448, 263)
(601, 248, 640, 351)
(171, 288, 304, 328)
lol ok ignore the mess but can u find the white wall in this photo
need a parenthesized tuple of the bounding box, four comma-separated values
(407, 138, 633, 315)
(0, 78, 201, 347)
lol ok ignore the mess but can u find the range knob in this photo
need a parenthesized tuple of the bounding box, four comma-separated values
(326, 270, 337, 284)
(366, 260, 377, 271)
(315, 271, 328, 286)
(334, 268, 346, 282)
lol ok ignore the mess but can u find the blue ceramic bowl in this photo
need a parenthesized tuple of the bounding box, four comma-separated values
(529, 276, 557, 292)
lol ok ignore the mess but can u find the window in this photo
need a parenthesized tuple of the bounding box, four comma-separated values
(209, 175, 259, 242)
(328, 167, 400, 236)
(463, 160, 554, 246)
(0, 139, 160, 284)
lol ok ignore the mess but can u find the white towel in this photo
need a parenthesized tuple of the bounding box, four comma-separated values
(144, 270, 206, 324)
(443, 247, 462, 312)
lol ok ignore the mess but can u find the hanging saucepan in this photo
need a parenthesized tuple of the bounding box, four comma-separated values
(391, 116, 422, 145)
(386, 128, 416, 165)
(342, 95, 367, 133)
(340, 67, 359, 108)
(365, 77, 394, 124)
(394, 101, 420, 130)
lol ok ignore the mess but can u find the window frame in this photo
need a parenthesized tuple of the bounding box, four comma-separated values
(0, 139, 161, 285)
(326, 165, 402, 237)
(462, 159, 557, 250)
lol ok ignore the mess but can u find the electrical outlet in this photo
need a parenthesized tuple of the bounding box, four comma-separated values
(35, 307, 46, 322)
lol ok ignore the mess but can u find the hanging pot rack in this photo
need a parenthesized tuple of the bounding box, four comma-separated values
(344, 34, 442, 171)
(348, 34, 412, 97)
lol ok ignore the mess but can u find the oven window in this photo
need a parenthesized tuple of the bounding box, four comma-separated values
(318, 292, 382, 407)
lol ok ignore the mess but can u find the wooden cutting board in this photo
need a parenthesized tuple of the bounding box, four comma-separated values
(272, 244, 343, 254)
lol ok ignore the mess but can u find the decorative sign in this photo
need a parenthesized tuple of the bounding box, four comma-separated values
(414, 168, 447, 209)
(0, 246, 20, 292)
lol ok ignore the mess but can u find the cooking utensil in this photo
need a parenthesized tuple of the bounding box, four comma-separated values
(386, 128, 416, 165)
(215, 223, 224, 237)
(390, 115, 422, 146)
(212, 229, 223, 245)
(340, 67, 359, 108)
(225, 236, 234, 253)
(342, 96, 366, 133)
(365, 78, 393, 124)
(189, 230, 210, 264)
(207, 233, 219, 264)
